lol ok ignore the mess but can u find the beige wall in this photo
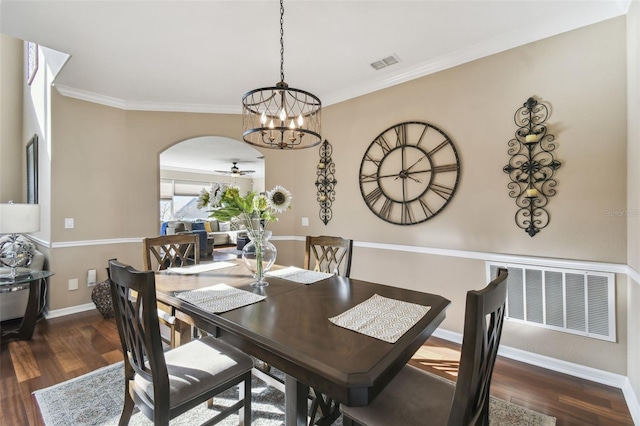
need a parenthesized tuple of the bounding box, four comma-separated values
(278, 17, 629, 373)
(626, 0, 640, 407)
(3, 15, 631, 378)
(0, 35, 24, 202)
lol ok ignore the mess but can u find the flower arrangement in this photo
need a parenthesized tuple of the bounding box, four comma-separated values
(197, 183, 292, 286)
(197, 183, 292, 235)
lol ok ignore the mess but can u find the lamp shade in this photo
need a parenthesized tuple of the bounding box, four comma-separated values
(0, 203, 40, 234)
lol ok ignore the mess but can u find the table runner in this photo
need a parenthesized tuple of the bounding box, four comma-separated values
(266, 266, 334, 284)
(329, 294, 431, 343)
(176, 283, 265, 313)
(167, 261, 235, 275)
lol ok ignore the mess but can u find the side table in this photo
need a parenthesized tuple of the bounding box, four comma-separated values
(0, 270, 54, 343)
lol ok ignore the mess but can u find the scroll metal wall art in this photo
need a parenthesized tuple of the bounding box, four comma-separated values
(503, 97, 561, 237)
(315, 139, 337, 225)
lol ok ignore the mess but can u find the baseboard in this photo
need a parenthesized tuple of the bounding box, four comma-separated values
(622, 378, 640, 425)
(45, 303, 96, 319)
(433, 328, 640, 424)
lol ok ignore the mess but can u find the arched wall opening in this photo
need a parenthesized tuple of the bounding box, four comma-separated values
(158, 135, 265, 222)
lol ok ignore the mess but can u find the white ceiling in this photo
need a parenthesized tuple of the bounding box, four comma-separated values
(0, 0, 631, 175)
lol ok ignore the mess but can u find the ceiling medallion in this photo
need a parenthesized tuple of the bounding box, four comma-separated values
(241, 0, 322, 150)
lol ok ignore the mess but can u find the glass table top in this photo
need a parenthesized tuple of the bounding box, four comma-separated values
(0, 270, 54, 292)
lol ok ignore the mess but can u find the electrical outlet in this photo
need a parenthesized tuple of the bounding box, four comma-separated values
(64, 218, 74, 229)
(68, 278, 78, 291)
(87, 269, 97, 286)
(301, 217, 309, 226)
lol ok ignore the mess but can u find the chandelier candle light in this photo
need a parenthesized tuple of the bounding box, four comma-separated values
(198, 184, 292, 287)
(241, 0, 322, 149)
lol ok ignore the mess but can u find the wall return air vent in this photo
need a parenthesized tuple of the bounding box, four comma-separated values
(486, 262, 616, 342)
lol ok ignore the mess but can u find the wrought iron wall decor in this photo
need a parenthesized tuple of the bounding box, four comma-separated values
(503, 97, 561, 237)
(315, 140, 337, 225)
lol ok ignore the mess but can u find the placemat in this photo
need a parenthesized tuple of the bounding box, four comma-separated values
(176, 283, 265, 313)
(266, 266, 334, 284)
(167, 261, 235, 275)
(329, 294, 431, 343)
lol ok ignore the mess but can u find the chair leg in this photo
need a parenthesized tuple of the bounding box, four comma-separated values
(238, 373, 251, 426)
(118, 388, 135, 426)
(342, 417, 360, 426)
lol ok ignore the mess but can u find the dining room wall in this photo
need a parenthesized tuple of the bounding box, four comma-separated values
(625, 0, 640, 410)
(22, 14, 629, 375)
(278, 16, 629, 374)
(0, 34, 23, 203)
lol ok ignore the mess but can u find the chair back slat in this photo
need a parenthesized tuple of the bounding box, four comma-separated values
(448, 268, 508, 426)
(143, 234, 199, 271)
(109, 260, 169, 405)
(304, 235, 353, 277)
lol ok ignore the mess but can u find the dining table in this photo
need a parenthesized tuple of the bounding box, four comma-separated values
(154, 260, 450, 426)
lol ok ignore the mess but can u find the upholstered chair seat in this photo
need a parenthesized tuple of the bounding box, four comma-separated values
(132, 336, 253, 408)
(341, 365, 454, 425)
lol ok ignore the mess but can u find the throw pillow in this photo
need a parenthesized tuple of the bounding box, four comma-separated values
(192, 222, 205, 231)
(219, 221, 231, 232)
(230, 218, 241, 231)
(204, 221, 212, 232)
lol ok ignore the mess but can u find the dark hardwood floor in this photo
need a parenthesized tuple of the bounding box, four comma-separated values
(0, 310, 634, 425)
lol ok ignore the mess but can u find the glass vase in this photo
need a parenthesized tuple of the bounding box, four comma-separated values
(242, 230, 277, 287)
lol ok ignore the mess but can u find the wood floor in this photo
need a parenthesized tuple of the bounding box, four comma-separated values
(0, 310, 634, 425)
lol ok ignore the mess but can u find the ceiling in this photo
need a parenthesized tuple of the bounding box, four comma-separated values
(0, 0, 631, 175)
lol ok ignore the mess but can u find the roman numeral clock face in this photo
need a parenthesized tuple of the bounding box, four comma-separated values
(359, 121, 461, 225)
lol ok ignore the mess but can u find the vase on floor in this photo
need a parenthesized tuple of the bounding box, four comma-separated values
(242, 230, 277, 287)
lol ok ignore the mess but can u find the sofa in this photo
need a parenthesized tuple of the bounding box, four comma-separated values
(162, 219, 245, 257)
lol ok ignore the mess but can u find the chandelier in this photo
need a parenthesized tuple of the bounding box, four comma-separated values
(241, 0, 322, 150)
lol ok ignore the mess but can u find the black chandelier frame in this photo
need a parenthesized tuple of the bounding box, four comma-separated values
(241, 0, 322, 150)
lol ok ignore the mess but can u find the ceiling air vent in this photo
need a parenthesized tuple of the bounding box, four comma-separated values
(370, 54, 401, 71)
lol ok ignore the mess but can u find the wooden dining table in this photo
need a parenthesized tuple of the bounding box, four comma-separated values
(154, 261, 450, 426)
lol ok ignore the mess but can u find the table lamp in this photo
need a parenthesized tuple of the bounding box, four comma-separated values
(0, 202, 40, 280)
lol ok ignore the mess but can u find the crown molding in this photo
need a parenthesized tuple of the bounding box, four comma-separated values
(54, 84, 241, 114)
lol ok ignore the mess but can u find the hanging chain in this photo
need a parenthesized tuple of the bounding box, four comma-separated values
(280, 0, 285, 83)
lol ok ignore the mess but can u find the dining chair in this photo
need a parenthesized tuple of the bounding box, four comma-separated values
(340, 268, 509, 426)
(108, 259, 253, 426)
(304, 235, 353, 277)
(142, 233, 200, 348)
(259, 235, 351, 424)
(143, 233, 200, 271)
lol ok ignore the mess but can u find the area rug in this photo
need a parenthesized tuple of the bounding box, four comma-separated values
(34, 362, 555, 425)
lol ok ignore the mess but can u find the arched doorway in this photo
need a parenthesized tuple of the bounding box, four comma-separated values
(158, 136, 264, 222)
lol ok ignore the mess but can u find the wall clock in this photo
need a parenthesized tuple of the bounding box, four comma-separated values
(359, 121, 460, 225)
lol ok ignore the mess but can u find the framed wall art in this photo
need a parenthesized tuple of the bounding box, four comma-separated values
(26, 134, 38, 204)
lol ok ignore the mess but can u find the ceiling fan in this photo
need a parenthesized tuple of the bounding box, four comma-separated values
(215, 162, 256, 176)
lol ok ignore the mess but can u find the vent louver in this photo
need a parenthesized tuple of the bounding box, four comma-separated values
(370, 54, 401, 70)
(487, 262, 615, 342)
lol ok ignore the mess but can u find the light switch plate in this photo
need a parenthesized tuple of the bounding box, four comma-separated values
(301, 217, 309, 226)
(87, 269, 97, 286)
(64, 218, 74, 229)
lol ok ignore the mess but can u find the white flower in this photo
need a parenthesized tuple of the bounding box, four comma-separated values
(208, 183, 224, 207)
(267, 185, 292, 213)
(197, 188, 210, 209)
